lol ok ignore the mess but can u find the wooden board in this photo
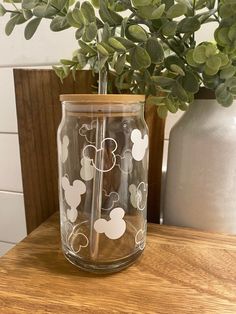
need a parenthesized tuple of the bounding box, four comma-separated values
(0, 213, 236, 313)
(14, 69, 164, 233)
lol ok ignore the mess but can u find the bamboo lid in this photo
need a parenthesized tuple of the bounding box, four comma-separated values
(60, 94, 145, 103)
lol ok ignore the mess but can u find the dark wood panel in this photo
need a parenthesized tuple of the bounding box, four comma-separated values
(14, 69, 164, 233)
(145, 104, 165, 223)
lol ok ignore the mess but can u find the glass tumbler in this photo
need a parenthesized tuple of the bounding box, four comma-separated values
(57, 94, 149, 273)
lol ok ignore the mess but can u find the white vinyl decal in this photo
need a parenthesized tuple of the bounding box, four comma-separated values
(61, 135, 69, 163)
(94, 207, 126, 240)
(129, 182, 148, 210)
(116, 149, 133, 174)
(131, 129, 148, 161)
(78, 120, 96, 144)
(102, 190, 120, 211)
(135, 221, 147, 250)
(80, 156, 94, 181)
(83, 137, 118, 173)
(61, 176, 86, 223)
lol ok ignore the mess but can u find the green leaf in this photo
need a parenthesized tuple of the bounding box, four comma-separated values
(193, 45, 206, 64)
(157, 105, 168, 119)
(151, 4, 165, 19)
(75, 26, 84, 39)
(146, 37, 164, 64)
(91, 0, 99, 8)
(186, 49, 199, 67)
(81, 1, 96, 23)
(102, 22, 111, 42)
(179, 101, 188, 111)
(97, 43, 109, 56)
(206, 55, 221, 70)
(181, 70, 199, 93)
(77, 52, 87, 68)
(172, 81, 188, 102)
(60, 59, 75, 65)
(195, 0, 207, 10)
(132, 0, 152, 7)
(165, 55, 185, 71)
(166, 98, 178, 113)
(72, 8, 85, 25)
(108, 37, 126, 52)
(110, 37, 135, 49)
(166, 3, 187, 19)
(82, 22, 97, 42)
(50, 16, 70, 32)
(22, 0, 39, 10)
(228, 23, 236, 41)
(151, 76, 175, 87)
(67, 11, 83, 28)
(215, 83, 234, 107)
(78, 40, 96, 55)
(177, 17, 201, 33)
(161, 21, 177, 37)
(53, 65, 68, 82)
(0, 3, 6, 16)
(127, 25, 148, 42)
(5, 14, 21, 36)
(137, 4, 165, 20)
(33, 4, 58, 18)
(114, 54, 126, 74)
(220, 66, 236, 80)
(24, 17, 41, 40)
(22, 9, 33, 20)
(170, 64, 185, 76)
(130, 46, 151, 70)
(204, 65, 218, 76)
(205, 44, 217, 58)
(99, 0, 123, 26)
(50, 0, 68, 11)
(214, 27, 231, 47)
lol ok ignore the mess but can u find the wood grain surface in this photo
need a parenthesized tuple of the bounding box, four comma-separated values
(14, 69, 164, 232)
(0, 213, 236, 313)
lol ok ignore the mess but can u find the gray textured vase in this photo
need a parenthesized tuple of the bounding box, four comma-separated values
(163, 92, 236, 234)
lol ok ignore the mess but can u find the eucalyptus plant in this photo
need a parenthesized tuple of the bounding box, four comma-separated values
(1, 0, 236, 117)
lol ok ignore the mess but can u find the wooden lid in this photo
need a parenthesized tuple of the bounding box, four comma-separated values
(60, 94, 145, 103)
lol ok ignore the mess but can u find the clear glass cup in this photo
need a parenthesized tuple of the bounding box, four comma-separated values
(57, 94, 149, 273)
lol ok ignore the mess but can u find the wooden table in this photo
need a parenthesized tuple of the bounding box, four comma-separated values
(0, 213, 236, 313)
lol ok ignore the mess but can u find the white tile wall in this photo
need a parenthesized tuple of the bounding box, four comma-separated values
(0, 68, 18, 133)
(0, 191, 26, 243)
(0, 241, 15, 257)
(0, 134, 23, 192)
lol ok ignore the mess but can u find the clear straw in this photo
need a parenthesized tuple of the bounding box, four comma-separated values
(89, 30, 107, 260)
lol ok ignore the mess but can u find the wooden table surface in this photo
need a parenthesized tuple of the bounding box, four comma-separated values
(0, 213, 236, 313)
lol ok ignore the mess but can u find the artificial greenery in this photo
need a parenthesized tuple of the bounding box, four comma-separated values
(1, 0, 236, 117)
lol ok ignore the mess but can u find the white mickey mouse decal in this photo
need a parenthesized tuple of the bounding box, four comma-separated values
(131, 129, 148, 161)
(116, 149, 133, 174)
(129, 182, 148, 210)
(135, 221, 147, 250)
(80, 156, 94, 181)
(129, 184, 139, 208)
(102, 190, 119, 211)
(61, 176, 86, 223)
(61, 135, 69, 163)
(83, 137, 118, 173)
(78, 120, 96, 144)
(65, 220, 89, 253)
(94, 207, 126, 240)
